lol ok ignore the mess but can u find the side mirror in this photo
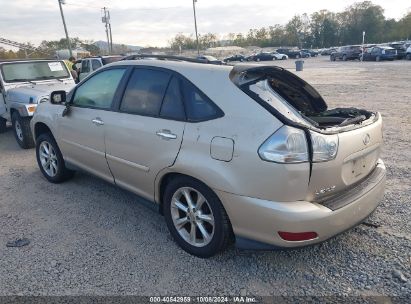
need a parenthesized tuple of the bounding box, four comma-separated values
(50, 90, 66, 105)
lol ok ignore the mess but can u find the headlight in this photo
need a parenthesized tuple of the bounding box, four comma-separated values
(310, 131, 339, 162)
(259, 125, 309, 163)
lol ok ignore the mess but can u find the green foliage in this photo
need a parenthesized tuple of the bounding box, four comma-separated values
(0, 37, 102, 59)
(169, 1, 410, 50)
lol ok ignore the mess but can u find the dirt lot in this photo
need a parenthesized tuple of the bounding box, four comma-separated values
(0, 56, 410, 298)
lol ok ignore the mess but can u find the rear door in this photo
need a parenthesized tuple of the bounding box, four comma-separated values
(104, 67, 186, 200)
(58, 67, 128, 183)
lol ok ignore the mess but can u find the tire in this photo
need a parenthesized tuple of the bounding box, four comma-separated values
(296, 55, 300, 59)
(256, 58, 260, 62)
(342, 54, 347, 61)
(376, 56, 381, 62)
(11, 112, 35, 149)
(282, 56, 286, 60)
(330, 55, 336, 61)
(36, 132, 75, 183)
(0, 117, 7, 133)
(163, 176, 232, 258)
(406, 54, 411, 60)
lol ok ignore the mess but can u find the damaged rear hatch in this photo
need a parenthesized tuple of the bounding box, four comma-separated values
(230, 65, 383, 204)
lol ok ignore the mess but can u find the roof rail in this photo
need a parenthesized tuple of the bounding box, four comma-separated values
(121, 54, 207, 64)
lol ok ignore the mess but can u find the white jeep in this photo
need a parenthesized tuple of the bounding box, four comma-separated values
(0, 59, 75, 148)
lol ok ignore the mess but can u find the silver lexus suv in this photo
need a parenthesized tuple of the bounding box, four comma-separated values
(31, 59, 386, 257)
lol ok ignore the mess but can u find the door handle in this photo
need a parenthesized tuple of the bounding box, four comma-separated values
(156, 130, 177, 140)
(92, 118, 104, 126)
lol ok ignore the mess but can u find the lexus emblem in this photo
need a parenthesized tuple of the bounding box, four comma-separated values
(363, 134, 371, 145)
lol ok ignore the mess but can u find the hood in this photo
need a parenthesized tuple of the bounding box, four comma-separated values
(229, 65, 327, 114)
(6, 81, 75, 104)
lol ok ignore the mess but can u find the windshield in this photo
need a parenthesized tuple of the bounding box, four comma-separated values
(0, 61, 70, 83)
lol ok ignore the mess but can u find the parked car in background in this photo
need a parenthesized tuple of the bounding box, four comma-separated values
(321, 48, 337, 56)
(300, 50, 311, 58)
(246, 52, 276, 61)
(389, 42, 407, 59)
(223, 54, 245, 63)
(31, 58, 385, 257)
(196, 55, 224, 65)
(79, 56, 124, 81)
(360, 46, 397, 61)
(0, 59, 75, 148)
(271, 51, 288, 60)
(406, 46, 411, 60)
(301, 49, 318, 57)
(276, 48, 302, 59)
(330, 45, 362, 61)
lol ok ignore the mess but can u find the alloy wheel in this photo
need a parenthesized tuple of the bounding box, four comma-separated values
(15, 120, 23, 141)
(170, 187, 215, 247)
(39, 141, 58, 177)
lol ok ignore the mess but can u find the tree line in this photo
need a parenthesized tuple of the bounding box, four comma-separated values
(170, 1, 411, 50)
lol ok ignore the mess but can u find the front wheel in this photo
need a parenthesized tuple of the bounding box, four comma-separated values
(342, 55, 347, 61)
(11, 112, 34, 149)
(36, 133, 74, 183)
(282, 56, 286, 60)
(163, 177, 232, 258)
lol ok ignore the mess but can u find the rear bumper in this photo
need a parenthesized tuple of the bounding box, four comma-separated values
(217, 160, 386, 249)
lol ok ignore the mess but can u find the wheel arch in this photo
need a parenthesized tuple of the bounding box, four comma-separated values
(34, 122, 55, 141)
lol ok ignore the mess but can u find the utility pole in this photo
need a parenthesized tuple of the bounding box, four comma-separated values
(57, 0, 72, 57)
(192, 0, 200, 55)
(108, 11, 113, 53)
(102, 7, 112, 54)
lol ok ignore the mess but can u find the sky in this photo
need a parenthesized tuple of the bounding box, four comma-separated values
(0, 0, 410, 48)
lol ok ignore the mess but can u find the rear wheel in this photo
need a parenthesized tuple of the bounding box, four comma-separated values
(36, 133, 74, 183)
(11, 112, 34, 149)
(376, 56, 381, 62)
(0, 117, 7, 133)
(342, 54, 347, 61)
(296, 54, 300, 59)
(406, 54, 411, 60)
(330, 55, 336, 61)
(256, 58, 260, 62)
(163, 176, 232, 258)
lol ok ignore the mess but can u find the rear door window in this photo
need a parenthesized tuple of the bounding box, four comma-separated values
(120, 68, 171, 116)
(159, 77, 186, 120)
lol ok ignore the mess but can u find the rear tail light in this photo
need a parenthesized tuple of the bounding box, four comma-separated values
(258, 125, 308, 163)
(278, 231, 318, 241)
(310, 131, 339, 162)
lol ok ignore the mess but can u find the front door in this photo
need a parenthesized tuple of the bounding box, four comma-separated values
(104, 68, 186, 200)
(58, 67, 127, 183)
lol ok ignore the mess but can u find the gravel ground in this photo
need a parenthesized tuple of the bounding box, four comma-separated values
(0, 56, 410, 299)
